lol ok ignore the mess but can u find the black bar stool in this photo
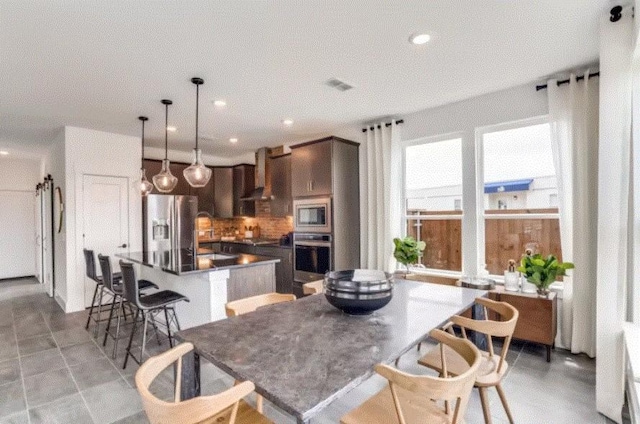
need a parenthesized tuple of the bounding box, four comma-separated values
(120, 260, 189, 369)
(98, 254, 158, 358)
(84, 249, 122, 335)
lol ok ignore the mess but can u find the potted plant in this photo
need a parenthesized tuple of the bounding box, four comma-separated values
(393, 236, 426, 275)
(517, 253, 574, 297)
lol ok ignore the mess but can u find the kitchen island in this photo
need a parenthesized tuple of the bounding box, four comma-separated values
(117, 249, 280, 329)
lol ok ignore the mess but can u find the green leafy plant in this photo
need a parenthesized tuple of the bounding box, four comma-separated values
(517, 254, 574, 293)
(393, 236, 426, 271)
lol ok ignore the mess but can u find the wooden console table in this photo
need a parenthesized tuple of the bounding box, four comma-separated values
(488, 286, 557, 362)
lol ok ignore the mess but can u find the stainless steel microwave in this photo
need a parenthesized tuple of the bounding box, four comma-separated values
(293, 197, 332, 233)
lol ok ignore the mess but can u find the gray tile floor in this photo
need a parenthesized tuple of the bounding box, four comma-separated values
(0, 277, 614, 424)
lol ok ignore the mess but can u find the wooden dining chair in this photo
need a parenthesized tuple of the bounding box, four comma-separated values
(341, 329, 481, 424)
(225, 293, 296, 317)
(417, 297, 519, 424)
(302, 280, 324, 295)
(135, 342, 273, 424)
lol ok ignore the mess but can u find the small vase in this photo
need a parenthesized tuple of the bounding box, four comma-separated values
(521, 276, 537, 294)
(536, 287, 550, 298)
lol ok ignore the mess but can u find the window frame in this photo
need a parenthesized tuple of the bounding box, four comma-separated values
(401, 132, 465, 276)
(474, 115, 559, 279)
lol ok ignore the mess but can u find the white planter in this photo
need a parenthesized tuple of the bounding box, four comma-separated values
(521, 276, 537, 294)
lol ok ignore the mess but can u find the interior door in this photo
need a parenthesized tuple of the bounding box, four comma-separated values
(0, 191, 36, 279)
(82, 175, 129, 307)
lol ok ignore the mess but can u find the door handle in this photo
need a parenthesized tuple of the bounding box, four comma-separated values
(118, 244, 127, 248)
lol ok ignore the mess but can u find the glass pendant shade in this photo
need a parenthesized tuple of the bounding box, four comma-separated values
(153, 159, 178, 193)
(140, 169, 154, 196)
(184, 149, 211, 187)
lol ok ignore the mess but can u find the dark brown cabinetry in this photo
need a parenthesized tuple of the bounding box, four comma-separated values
(254, 246, 293, 294)
(291, 140, 333, 197)
(233, 165, 255, 217)
(213, 167, 233, 218)
(190, 172, 215, 216)
(269, 154, 292, 216)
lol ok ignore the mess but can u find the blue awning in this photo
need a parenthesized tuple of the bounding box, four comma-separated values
(484, 179, 533, 194)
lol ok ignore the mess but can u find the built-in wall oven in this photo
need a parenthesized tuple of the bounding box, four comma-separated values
(293, 233, 332, 293)
(293, 197, 332, 233)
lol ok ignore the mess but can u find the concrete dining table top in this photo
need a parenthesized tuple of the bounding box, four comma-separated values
(175, 279, 486, 423)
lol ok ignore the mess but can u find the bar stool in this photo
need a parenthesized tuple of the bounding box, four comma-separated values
(98, 254, 158, 359)
(120, 260, 189, 369)
(84, 249, 122, 335)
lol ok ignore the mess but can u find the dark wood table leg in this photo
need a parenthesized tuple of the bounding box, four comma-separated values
(178, 351, 201, 400)
(470, 303, 488, 351)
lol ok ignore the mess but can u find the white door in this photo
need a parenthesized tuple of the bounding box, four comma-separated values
(0, 191, 36, 279)
(82, 175, 129, 307)
(42, 186, 54, 297)
(35, 191, 43, 283)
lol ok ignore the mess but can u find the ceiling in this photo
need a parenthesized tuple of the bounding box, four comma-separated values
(0, 0, 610, 158)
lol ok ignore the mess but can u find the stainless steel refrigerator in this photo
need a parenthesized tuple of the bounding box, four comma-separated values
(143, 195, 198, 252)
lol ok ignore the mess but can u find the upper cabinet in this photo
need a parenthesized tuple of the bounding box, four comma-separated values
(213, 167, 233, 218)
(291, 140, 332, 197)
(269, 153, 292, 216)
(190, 171, 215, 216)
(233, 164, 255, 217)
(291, 137, 358, 198)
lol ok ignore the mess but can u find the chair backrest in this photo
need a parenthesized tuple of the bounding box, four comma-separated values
(119, 260, 143, 309)
(97, 254, 119, 293)
(450, 297, 519, 374)
(303, 280, 323, 295)
(83, 249, 98, 282)
(225, 293, 296, 317)
(136, 342, 257, 424)
(375, 329, 481, 424)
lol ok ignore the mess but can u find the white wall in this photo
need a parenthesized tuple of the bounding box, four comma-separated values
(397, 83, 548, 276)
(63, 126, 143, 312)
(0, 157, 41, 191)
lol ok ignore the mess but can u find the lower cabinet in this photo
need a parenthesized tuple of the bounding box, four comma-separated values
(220, 243, 255, 255)
(226, 263, 276, 302)
(254, 246, 293, 295)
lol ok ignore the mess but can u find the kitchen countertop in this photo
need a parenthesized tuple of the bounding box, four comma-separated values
(117, 249, 280, 275)
(198, 238, 292, 249)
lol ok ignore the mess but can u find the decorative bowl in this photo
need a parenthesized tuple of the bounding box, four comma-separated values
(324, 269, 394, 315)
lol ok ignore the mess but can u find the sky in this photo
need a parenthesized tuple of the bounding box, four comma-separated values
(405, 123, 557, 191)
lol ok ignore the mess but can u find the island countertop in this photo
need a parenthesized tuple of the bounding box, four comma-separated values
(117, 249, 280, 275)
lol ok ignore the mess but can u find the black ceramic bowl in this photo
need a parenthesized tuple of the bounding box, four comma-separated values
(324, 269, 394, 315)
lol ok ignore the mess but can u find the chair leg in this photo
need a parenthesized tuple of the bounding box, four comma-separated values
(172, 307, 181, 332)
(94, 286, 105, 337)
(85, 282, 100, 329)
(103, 294, 118, 346)
(495, 383, 514, 424)
(140, 312, 149, 360)
(148, 312, 162, 346)
(478, 387, 492, 424)
(164, 307, 173, 348)
(123, 309, 140, 370)
(111, 295, 124, 359)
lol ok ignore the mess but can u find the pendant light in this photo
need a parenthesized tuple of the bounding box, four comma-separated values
(152, 99, 178, 193)
(183, 77, 212, 187)
(138, 116, 154, 196)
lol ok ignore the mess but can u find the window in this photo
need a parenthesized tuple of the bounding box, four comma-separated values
(404, 137, 463, 272)
(479, 121, 562, 276)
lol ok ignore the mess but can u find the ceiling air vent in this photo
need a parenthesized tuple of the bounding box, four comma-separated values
(325, 78, 354, 92)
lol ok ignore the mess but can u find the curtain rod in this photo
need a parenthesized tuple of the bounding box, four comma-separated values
(362, 119, 404, 132)
(535, 72, 600, 92)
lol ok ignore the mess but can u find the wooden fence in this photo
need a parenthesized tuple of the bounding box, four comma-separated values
(406, 209, 561, 275)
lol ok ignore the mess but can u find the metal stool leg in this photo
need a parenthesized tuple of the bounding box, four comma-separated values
(94, 285, 106, 337)
(140, 311, 149, 361)
(163, 307, 173, 348)
(102, 294, 118, 346)
(111, 295, 125, 359)
(85, 282, 100, 329)
(123, 308, 140, 370)
(149, 313, 163, 346)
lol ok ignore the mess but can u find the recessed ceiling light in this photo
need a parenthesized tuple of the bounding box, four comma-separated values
(409, 33, 431, 45)
(166, 126, 177, 132)
(229, 138, 238, 143)
(213, 100, 227, 107)
(0, 151, 8, 156)
(282, 119, 294, 126)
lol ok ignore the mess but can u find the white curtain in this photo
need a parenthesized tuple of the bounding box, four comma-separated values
(361, 122, 402, 271)
(596, 9, 634, 423)
(547, 71, 599, 357)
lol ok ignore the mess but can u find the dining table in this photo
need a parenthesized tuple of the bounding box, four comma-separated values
(174, 279, 486, 424)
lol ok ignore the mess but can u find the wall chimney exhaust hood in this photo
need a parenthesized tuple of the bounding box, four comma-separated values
(241, 147, 273, 201)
